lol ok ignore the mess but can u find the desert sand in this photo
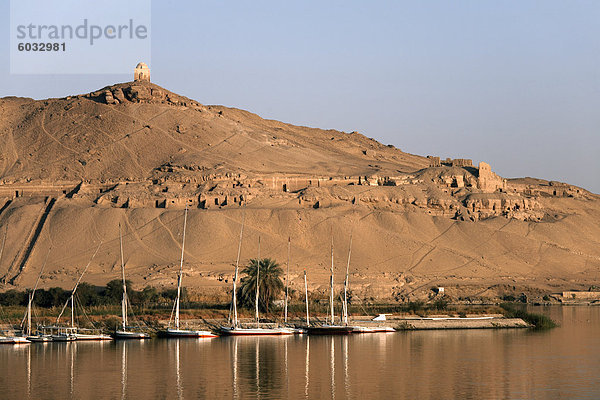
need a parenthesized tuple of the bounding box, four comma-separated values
(0, 79, 598, 303)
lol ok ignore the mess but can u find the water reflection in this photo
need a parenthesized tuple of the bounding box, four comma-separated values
(25, 344, 31, 398)
(330, 337, 335, 399)
(175, 340, 183, 400)
(1, 307, 600, 399)
(227, 336, 294, 398)
(232, 337, 238, 399)
(121, 343, 126, 400)
(305, 337, 309, 398)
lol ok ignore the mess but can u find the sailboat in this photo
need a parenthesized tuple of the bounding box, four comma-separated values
(114, 224, 149, 339)
(51, 243, 112, 341)
(165, 207, 217, 338)
(220, 223, 294, 336)
(304, 269, 310, 326)
(0, 335, 30, 344)
(284, 237, 290, 324)
(21, 249, 52, 342)
(306, 236, 353, 335)
(340, 234, 395, 334)
(284, 238, 305, 334)
(0, 227, 30, 344)
(292, 268, 311, 335)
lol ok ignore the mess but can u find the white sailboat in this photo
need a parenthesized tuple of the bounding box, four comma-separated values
(165, 207, 217, 338)
(220, 222, 293, 336)
(284, 237, 290, 324)
(0, 335, 30, 344)
(21, 249, 52, 342)
(52, 243, 112, 341)
(0, 227, 31, 344)
(341, 234, 395, 334)
(114, 224, 149, 339)
(284, 238, 306, 334)
(304, 269, 310, 326)
(306, 236, 353, 335)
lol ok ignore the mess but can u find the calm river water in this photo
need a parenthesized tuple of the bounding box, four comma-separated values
(1, 306, 599, 399)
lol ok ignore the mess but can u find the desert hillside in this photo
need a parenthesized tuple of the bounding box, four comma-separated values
(0, 80, 598, 303)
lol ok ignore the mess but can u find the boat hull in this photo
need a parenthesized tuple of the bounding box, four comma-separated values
(219, 327, 295, 336)
(75, 334, 113, 341)
(305, 325, 354, 335)
(165, 328, 217, 338)
(0, 337, 31, 344)
(60, 334, 113, 341)
(27, 335, 52, 342)
(51, 333, 112, 341)
(51, 334, 76, 342)
(114, 331, 150, 339)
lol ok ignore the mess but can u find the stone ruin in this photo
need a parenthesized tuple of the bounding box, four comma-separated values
(427, 156, 473, 168)
(477, 161, 506, 193)
(134, 62, 150, 82)
(0, 149, 592, 224)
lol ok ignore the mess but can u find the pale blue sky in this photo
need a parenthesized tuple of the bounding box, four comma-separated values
(1, 1, 599, 193)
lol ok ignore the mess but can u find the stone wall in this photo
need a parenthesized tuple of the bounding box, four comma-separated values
(562, 291, 600, 300)
(427, 156, 473, 168)
(478, 162, 506, 193)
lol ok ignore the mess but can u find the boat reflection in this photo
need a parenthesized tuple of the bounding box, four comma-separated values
(175, 340, 183, 400)
(227, 335, 297, 398)
(121, 342, 127, 400)
(305, 336, 309, 398)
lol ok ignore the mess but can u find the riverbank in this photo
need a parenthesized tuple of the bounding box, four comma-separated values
(0, 303, 546, 333)
(148, 314, 531, 332)
(397, 316, 530, 330)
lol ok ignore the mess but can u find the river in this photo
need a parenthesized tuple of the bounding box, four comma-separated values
(1, 306, 599, 399)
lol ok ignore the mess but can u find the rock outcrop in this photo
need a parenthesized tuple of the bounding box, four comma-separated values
(0, 81, 598, 301)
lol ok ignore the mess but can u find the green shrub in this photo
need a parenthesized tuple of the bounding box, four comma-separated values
(502, 294, 516, 302)
(405, 301, 425, 313)
(500, 303, 556, 330)
(432, 298, 449, 311)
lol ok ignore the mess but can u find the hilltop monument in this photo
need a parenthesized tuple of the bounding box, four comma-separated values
(134, 62, 150, 82)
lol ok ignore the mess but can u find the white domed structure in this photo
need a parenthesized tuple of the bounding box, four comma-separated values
(134, 62, 150, 82)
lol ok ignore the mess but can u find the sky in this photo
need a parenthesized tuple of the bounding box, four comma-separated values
(1, 0, 599, 193)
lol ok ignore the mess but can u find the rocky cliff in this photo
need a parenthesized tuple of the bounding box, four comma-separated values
(0, 81, 598, 303)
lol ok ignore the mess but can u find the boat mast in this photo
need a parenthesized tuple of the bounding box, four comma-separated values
(119, 224, 127, 331)
(231, 212, 245, 328)
(56, 242, 102, 325)
(255, 236, 261, 328)
(0, 227, 6, 283)
(27, 293, 32, 336)
(304, 270, 309, 326)
(71, 294, 75, 328)
(343, 234, 353, 326)
(284, 237, 290, 323)
(329, 235, 334, 325)
(23, 247, 50, 336)
(174, 207, 188, 330)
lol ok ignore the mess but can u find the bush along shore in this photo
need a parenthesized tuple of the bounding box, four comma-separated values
(500, 303, 557, 330)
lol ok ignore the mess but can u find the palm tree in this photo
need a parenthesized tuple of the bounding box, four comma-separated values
(238, 258, 284, 313)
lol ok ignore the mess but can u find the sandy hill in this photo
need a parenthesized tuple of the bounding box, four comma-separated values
(0, 80, 598, 303)
(0, 80, 426, 182)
